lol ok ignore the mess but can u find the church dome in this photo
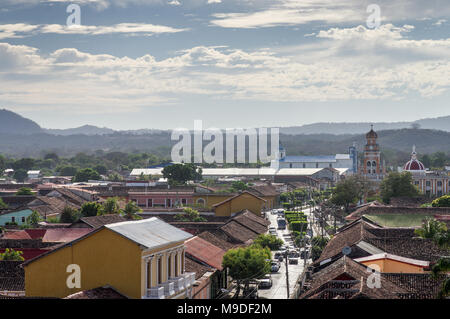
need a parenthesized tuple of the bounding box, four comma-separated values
(403, 145, 425, 171)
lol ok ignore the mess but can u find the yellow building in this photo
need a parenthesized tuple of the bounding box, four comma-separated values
(212, 191, 266, 217)
(193, 187, 278, 211)
(354, 253, 429, 274)
(23, 218, 195, 299)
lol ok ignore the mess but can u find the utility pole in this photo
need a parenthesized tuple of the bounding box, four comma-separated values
(285, 250, 289, 298)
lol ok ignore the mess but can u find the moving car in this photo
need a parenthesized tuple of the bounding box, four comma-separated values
(288, 258, 299, 265)
(271, 260, 281, 272)
(258, 275, 273, 289)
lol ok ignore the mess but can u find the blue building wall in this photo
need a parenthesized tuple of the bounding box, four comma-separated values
(0, 209, 34, 226)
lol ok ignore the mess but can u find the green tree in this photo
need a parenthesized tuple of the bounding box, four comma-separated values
(12, 158, 35, 171)
(230, 181, 249, 192)
(222, 245, 271, 298)
(58, 165, 78, 176)
(26, 211, 42, 226)
(330, 178, 360, 211)
(380, 172, 420, 204)
(253, 234, 283, 251)
(80, 202, 103, 217)
(108, 173, 123, 182)
(0, 248, 24, 261)
(93, 164, 108, 175)
(73, 168, 101, 182)
(60, 206, 80, 223)
(13, 169, 28, 182)
(122, 201, 142, 220)
(162, 163, 202, 186)
(432, 195, 450, 208)
(174, 207, 206, 222)
(414, 217, 447, 240)
(16, 187, 33, 195)
(311, 236, 329, 261)
(0, 198, 8, 209)
(101, 197, 121, 215)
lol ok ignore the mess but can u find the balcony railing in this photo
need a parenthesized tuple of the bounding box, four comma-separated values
(169, 276, 185, 291)
(161, 281, 175, 296)
(147, 286, 165, 299)
(183, 272, 196, 288)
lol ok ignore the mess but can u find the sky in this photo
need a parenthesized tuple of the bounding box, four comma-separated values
(0, 0, 449, 130)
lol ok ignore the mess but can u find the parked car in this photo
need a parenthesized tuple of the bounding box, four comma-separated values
(271, 261, 281, 272)
(288, 258, 298, 265)
(258, 274, 273, 289)
(288, 250, 300, 258)
(269, 226, 277, 233)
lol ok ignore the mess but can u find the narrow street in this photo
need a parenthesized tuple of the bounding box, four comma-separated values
(258, 207, 316, 299)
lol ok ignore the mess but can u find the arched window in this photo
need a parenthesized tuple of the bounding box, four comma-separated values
(372, 161, 377, 167)
(367, 161, 372, 167)
(196, 198, 206, 207)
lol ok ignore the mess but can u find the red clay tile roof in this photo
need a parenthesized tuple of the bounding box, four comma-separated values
(42, 228, 92, 243)
(185, 236, 226, 271)
(197, 231, 236, 251)
(25, 229, 47, 239)
(185, 257, 214, 280)
(220, 220, 259, 244)
(300, 256, 409, 299)
(79, 214, 126, 229)
(0, 261, 25, 292)
(64, 286, 128, 299)
(2, 231, 32, 240)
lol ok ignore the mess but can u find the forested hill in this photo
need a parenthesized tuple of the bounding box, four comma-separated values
(0, 109, 42, 134)
(0, 128, 449, 161)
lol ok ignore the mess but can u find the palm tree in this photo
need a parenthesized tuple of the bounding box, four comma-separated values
(414, 217, 447, 239)
(416, 217, 450, 298)
(122, 201, 142, 220)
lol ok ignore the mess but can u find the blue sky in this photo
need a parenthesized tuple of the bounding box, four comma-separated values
(0, 0, 449, 130)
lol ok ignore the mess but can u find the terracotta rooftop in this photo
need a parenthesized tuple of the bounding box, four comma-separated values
(185, 236, 226, 270)
(0, 261, 24, 292)
(185, 257, 214, 280)
(42, 228, 92, 243)
(64, 286, 128, 299)
(220, 220, 259, 244)
(197, 231, 236, 251)
(300, 256, 408, 299)
(78, 214, 126, 229)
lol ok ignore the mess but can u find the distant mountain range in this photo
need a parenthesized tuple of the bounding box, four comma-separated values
(279, 116, 450, 135)
(0, 109, 449, 159)
(1, 108, 449, 136)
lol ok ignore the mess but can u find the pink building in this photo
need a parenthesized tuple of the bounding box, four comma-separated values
(128, 190, 195, 209)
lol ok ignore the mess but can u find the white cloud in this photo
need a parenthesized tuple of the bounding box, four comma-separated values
(1, 22, 450, 114)
(0, 23, 187, 39)
(210, 0, 450, 29)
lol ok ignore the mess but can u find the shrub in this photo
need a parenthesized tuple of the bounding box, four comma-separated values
(432, 195, 450, 208)
(290, 220, 308, 232)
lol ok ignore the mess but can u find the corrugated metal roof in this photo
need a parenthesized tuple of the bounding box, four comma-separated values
(130, 167, 350, 177)
(105, 217, 193, 250)
(281, 155, 337, 163)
